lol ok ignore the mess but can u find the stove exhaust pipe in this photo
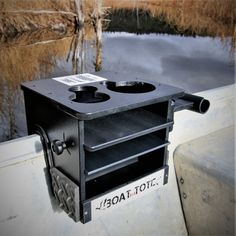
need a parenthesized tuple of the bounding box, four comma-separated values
(182, 93, 210, 114)
(174, 93, 210, 114)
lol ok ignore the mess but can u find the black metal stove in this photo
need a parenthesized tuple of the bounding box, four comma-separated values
(21, 73, 209, 223)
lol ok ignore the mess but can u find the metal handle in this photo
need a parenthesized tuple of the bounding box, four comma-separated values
(52, 140, 67, 155)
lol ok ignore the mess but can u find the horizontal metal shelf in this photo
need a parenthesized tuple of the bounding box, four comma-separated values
(86, 161, 168, 199)
(85, 134, 169, 180)
(84, 108, 172, 152)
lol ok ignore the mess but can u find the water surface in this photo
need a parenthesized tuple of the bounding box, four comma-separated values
(0, 1, 234, 141)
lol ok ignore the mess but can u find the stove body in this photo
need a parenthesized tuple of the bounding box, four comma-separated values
(21, 73, 209, 223)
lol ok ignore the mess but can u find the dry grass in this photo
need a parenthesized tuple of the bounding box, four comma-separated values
(0, 12, 76, 36)
(1, 0, 234, 38)
(0, 0, 76, 35)
(0, 0, 104, 36)
(0, 0, 74, 12)
(104, 0, 235, 38)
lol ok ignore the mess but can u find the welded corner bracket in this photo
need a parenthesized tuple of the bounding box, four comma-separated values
(50, 167, 80, 222)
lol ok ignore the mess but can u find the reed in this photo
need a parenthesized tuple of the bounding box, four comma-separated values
(1, 0, 234, 39)
(104, 0, 235, 38)
(0, 0, 74, 12)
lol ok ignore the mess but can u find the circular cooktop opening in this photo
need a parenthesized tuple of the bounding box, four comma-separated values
(69, 85, 110, 103)
(106, 81, 155, 93)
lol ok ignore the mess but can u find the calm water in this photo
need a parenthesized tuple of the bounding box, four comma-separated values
(0, 3, 234, 142)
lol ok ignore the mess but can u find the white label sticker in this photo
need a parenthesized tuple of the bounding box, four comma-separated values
(52, 73, 107, 86)
(90, 168, 165, 218)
